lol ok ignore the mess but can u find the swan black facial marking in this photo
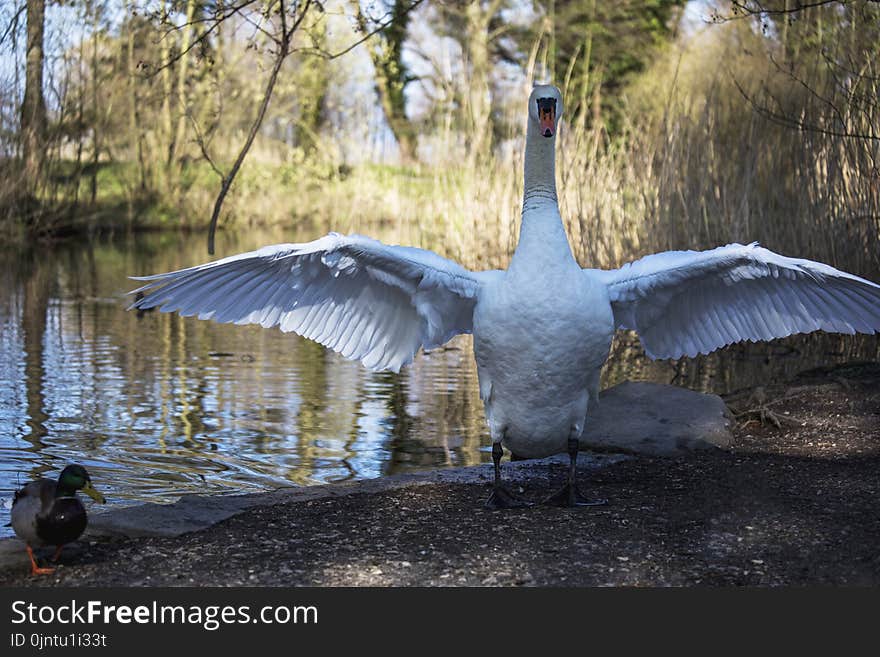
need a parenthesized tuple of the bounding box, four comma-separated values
(536, 97, 557, 137)
(536, 97, 557, 113)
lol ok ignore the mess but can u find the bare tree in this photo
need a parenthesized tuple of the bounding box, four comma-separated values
(20, 0, 47, 202)
(355, 0, 419, 162)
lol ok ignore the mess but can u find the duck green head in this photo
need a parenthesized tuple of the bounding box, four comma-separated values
(57, 465, 106, 503)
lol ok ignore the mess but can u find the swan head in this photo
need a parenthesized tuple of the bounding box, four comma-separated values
(528, 84, 563, 138)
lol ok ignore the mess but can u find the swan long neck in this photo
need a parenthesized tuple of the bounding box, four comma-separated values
(510, 119, 576, 272)
(522, 119, 558, 210)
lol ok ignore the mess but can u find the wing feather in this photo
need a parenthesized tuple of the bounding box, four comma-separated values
(130, 233, 499, 372)
(595, 242, 880, 359)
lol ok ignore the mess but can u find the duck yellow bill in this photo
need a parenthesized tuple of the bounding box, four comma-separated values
(82, 481, 106, 504)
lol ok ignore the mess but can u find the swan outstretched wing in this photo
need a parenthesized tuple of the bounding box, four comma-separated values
(130, 233, 499, 372)
(591, 242, 880, 359)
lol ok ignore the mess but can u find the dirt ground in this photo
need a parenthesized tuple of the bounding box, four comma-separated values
(3, 363, 879, 587)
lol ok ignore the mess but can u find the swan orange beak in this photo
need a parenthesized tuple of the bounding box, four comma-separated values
(537, 98, 556, 138)
(540, 109, 555, 137)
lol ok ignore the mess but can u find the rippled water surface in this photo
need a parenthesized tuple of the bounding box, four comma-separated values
(2, 229, 878, 536)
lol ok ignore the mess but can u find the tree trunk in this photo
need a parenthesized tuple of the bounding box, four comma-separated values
(21, 0, 47, 198)
(170, 0, 196, 168)
(463, 0, 495, 165)
(375, 77, 416, 163)
(90, 6, 100, 205)
(355, 0, 417, 163)
(292, 16, 329, 153)
(159, 3, 173, 192)
(127, 0, 147, 199)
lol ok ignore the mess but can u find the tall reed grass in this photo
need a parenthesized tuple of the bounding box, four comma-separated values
(432, 19, 879, 279)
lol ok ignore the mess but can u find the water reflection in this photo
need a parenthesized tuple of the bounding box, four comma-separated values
(1, 230, 878, 536)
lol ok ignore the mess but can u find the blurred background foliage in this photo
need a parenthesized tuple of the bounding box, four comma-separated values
(0, 0, 878, 277)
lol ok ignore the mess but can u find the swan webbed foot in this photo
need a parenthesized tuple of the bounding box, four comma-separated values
(543, 436, 608, 508)
(485, 440, 532, 509)
(543, 483, 607, 508)
(485, 486, 532, 510)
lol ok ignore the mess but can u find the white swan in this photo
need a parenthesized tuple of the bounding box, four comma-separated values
(130, 85, 880, 507)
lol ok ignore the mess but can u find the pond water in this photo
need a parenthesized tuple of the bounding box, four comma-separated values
(2, 229, 878, 537)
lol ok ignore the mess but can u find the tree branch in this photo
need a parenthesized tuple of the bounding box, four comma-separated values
(145, 0, 261, 77)
(714, 0, 849, 22)
(188, 113, 224, 180)
(299, 0, 424, 60)
(732, 75, 879, 142)
(206, 0, 311, 254)
(0, 2, 25, 48)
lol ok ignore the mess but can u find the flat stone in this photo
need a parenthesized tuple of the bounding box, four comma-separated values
(581, 381, 732, 456)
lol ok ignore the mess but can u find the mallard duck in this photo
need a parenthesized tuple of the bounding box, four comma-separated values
(130, 85, 880, 508)
(11, 464, 105, 575)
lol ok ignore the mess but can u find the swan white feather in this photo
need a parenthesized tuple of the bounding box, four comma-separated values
(131, 232, 501, 373)
(589, 242, 880, 360)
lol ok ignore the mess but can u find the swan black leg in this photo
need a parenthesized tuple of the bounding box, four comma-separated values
(544, 438, 607, 507)
(485, 442, 531, 509)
